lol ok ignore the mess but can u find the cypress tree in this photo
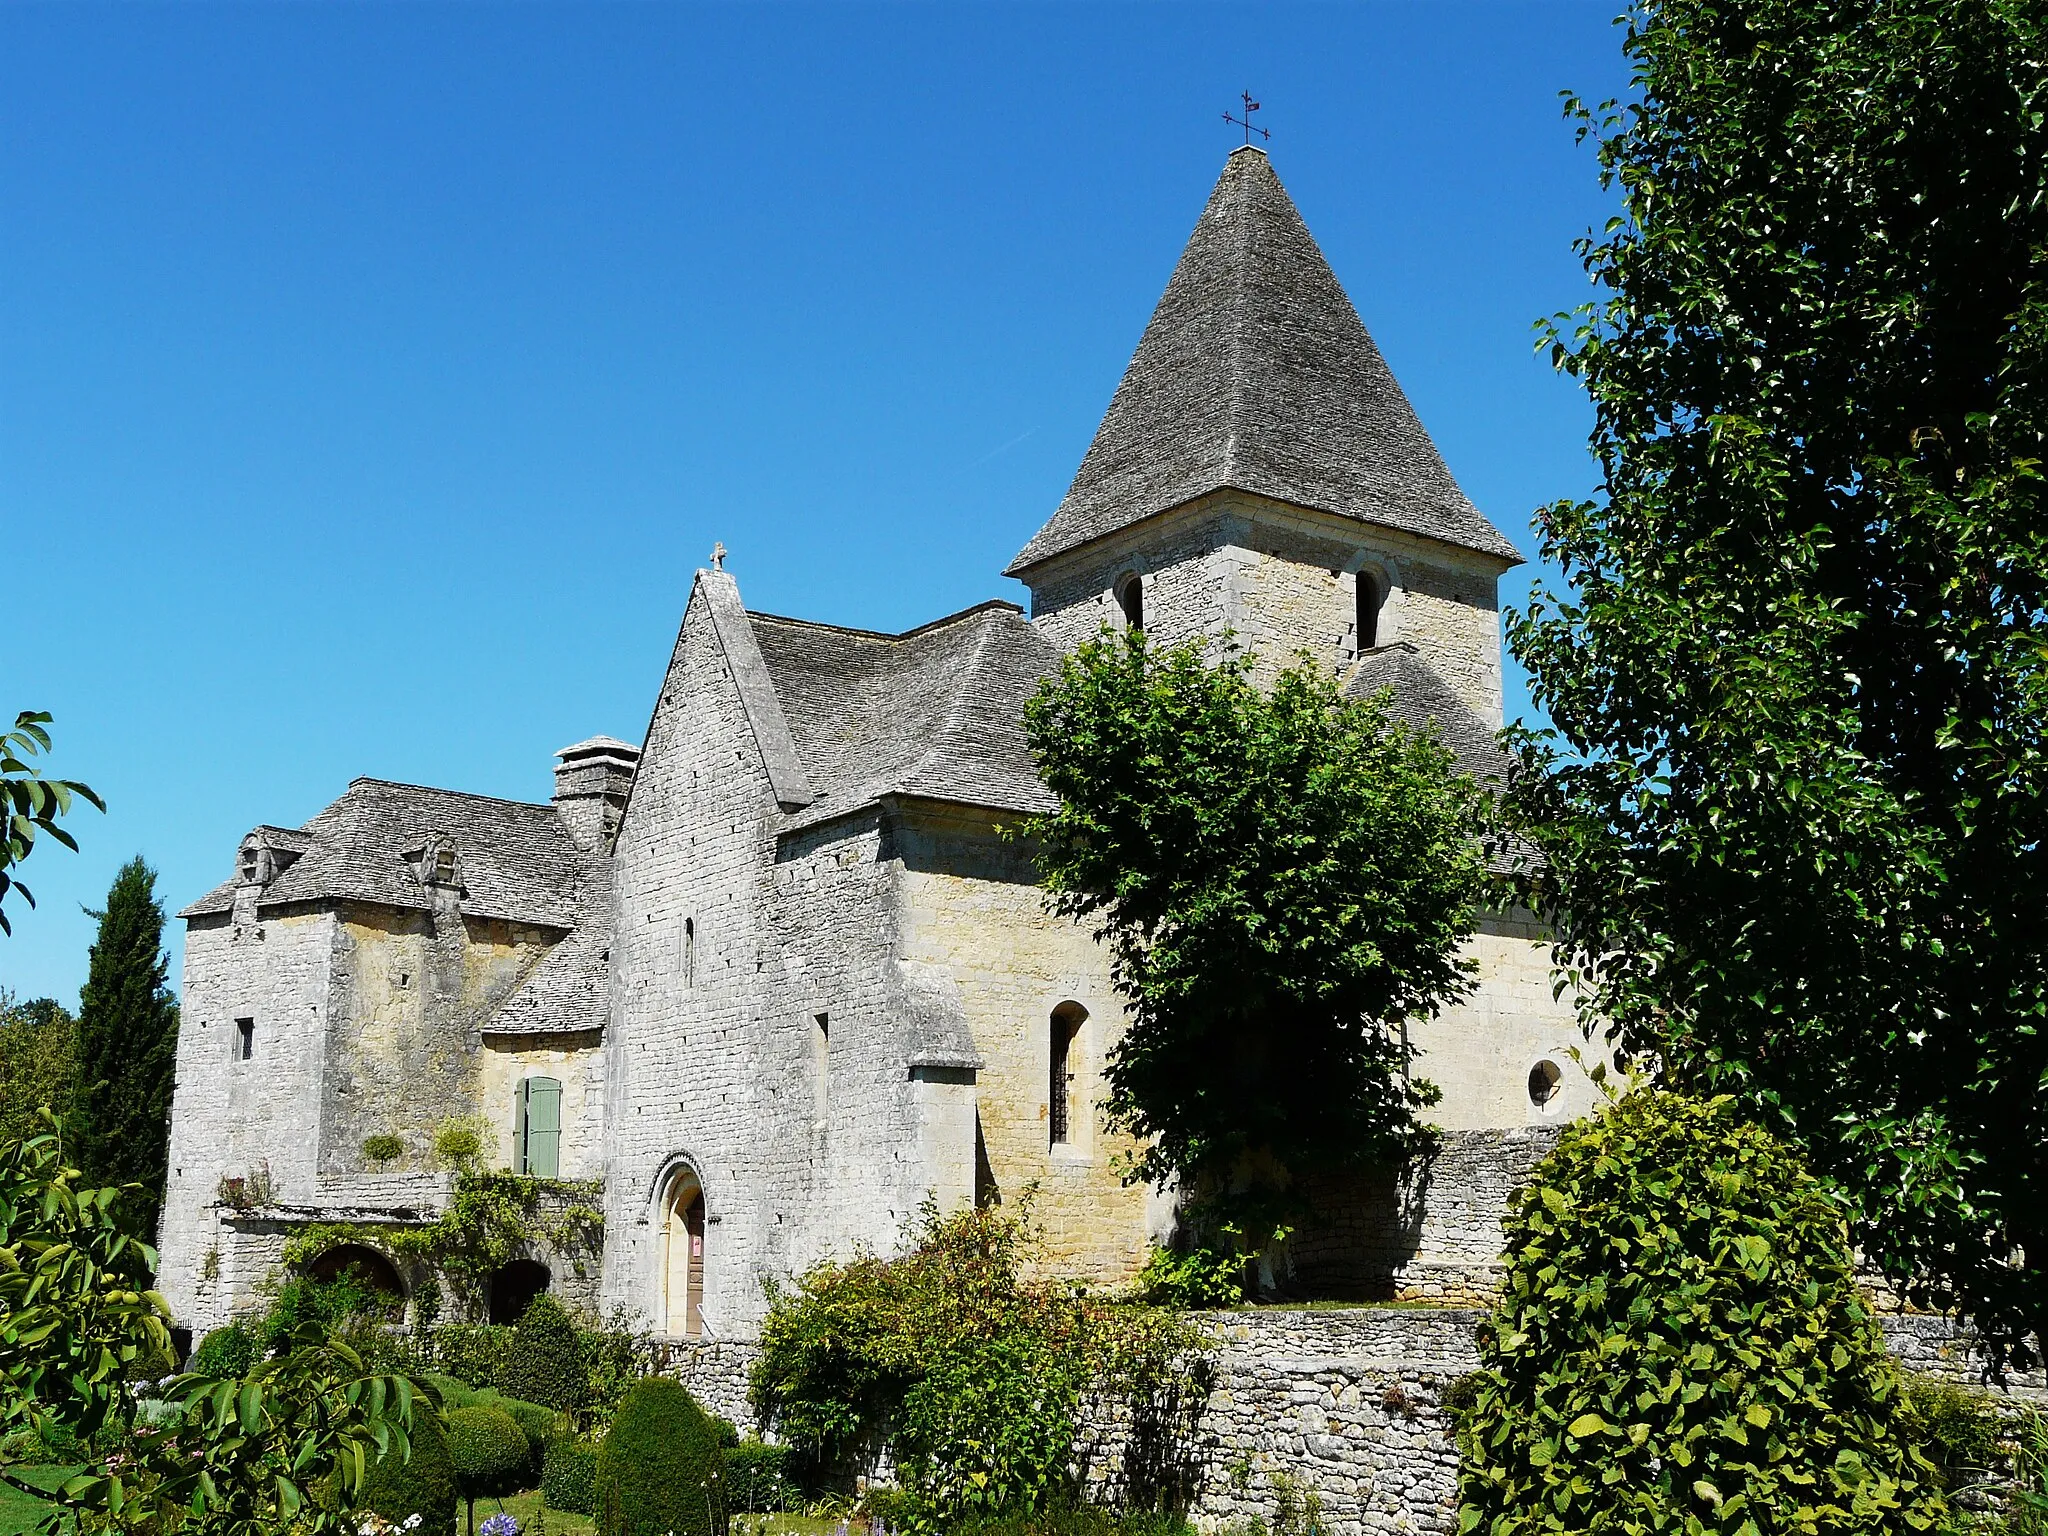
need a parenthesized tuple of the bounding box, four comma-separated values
(73, 856, 180, 1232)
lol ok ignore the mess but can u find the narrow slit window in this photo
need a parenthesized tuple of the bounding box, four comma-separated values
(683, 917, 696, 987)
(1356, 571, 1385, 651)
(1116, 573, 1144, 631)
(235, 1018, 255, 1062)
(812, 1013, 831, 1120)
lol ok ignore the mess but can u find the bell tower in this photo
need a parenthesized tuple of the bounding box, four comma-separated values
(1007, 147, 1521, 726)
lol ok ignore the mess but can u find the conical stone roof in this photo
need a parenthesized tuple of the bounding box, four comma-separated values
(1007, 148, 1521, 575)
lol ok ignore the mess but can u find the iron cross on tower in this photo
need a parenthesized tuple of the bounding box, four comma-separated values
(1222, 91, 1270, 147)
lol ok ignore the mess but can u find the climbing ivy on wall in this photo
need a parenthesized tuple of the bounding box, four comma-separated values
(278, 1172, 603, 1315)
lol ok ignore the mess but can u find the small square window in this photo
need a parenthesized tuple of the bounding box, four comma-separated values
(235, 1018, 255, 1062)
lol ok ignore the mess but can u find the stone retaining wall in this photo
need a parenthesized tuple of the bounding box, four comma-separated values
(653, 1303, 2035, 1535)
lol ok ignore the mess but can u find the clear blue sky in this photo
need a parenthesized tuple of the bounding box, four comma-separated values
(2, 3, 1627, 1007)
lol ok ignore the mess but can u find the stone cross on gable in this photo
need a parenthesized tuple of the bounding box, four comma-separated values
(710, 542, 727, 571)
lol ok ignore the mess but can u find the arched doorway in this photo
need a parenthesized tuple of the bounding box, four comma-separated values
(661, 1168, 706, 1338)
(487, 1259, 552, 1325)
(305, 1243, 406, 1304)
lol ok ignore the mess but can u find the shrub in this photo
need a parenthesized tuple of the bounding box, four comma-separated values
(897, 1333, 1081, 1521)
(424, 1371, 481, 1410)
(752, 1202, 1197, 1515)
(433, 1324, 513, 1388)
(1135, 1243, 1244, 1310)
(724, 1439, 797, 1514)
(262, 1273, 394, 1354)
(446, 1403, 533, 1530)
(363, 1133, 404, 1163)
(1455, 1090, 1948, 1535)
(433, 1117, 488, 1172)
(593, 1377, 728, 1536)
(1900, 1375, 2004, 1493)
(496, 1292, 589, 1416)
(190, 1321, 259, 1378)
(543, 1437, 601, 1515)
(360, 1402, 459, 1535)
(472, 1387, 566, 1480)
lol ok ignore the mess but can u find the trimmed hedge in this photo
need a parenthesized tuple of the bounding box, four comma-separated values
(496, 1292, 589, 1416)
(424, 1373, 481, 1411)
(471, 1388, 564, 1481)
(543, 1437, 601, 1515)
(432, 1324, 513, 1387)
(446, 1405, 532, 1501)
(360, 1407, 459, 1535)
(594, 1378, 727, 1536)
(190, 1322, 259, 1379)
(724, 1440, 797, 1514)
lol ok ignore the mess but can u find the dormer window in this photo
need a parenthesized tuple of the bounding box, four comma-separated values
(1115, 573, 1144, 632)
(407, 835, 462, 890)
(236, 831, 303, 890)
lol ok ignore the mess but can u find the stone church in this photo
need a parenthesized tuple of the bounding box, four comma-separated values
(158, 147, 1588, 1342)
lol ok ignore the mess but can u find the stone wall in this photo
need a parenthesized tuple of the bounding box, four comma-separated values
(161, 906, 339, 1330)
(1022, 489, 1510, 727)
(653, 1303, 2037, 1536)
(893, 802, 1167, 1288)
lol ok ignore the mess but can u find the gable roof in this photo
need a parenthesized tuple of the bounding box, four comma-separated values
(1008, 148, 1520, 576)
(750, 600, 1061, 834)
(179, 778, 603, 931)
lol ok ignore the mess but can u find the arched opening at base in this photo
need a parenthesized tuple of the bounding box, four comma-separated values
(487, 1259, 552, 1325)
(305, 1243, 406, 1304)
(661, 1167, 706, 1338)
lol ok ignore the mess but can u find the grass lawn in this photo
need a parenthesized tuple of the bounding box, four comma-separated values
(468, 1492, 839, 1536)
(0, 1465, 79, 1536)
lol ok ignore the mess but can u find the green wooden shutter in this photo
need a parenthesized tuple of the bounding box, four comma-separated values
(520, 1077, 562, 1178)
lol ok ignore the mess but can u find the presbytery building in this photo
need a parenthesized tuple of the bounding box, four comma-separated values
(157, 147, 1589, 1342)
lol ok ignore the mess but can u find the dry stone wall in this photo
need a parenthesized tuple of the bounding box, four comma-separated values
(654, 1304, 2032, 1536)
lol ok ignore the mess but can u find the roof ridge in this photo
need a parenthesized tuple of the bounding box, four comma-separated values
(748, 599, 1023, 644)
(342, 778, 555, 815)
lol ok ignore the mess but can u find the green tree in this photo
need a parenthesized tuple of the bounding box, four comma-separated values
(1505, 0, 2048, 1356)
(72, 858, 180, 1235)
(0, 1114, 170, 1459)
(0, 991, 78, 1147)
(1456, 1091, 1947, 1536)
(0, 711, 102, 937)
(1022, 630, 1484, 1233)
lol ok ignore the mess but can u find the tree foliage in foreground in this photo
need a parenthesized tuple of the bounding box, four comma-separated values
(73, 857, 180, 1235)
(1457, 1091, 1947, 1536)
(0, 1115, 169, 1453)
(0, 711, 102, 936)
(1505, 0, 2048, 1356)
(1022, 630, 1485, 1231)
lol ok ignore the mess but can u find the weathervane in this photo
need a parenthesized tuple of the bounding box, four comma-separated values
(1222, 91, 1270, 147)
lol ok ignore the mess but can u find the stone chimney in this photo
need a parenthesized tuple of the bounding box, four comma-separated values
(553, 737, 640, 850)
